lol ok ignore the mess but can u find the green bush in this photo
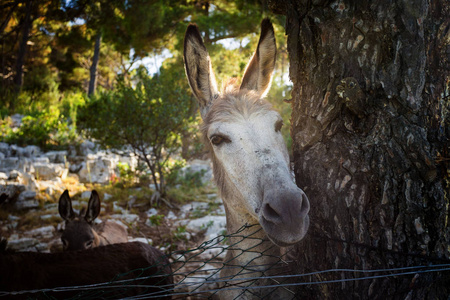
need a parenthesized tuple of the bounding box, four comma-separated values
(0, 91, 85, 149)
(78, 64, 196, 200)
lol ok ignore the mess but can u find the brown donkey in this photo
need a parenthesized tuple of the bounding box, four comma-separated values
(0, 240, 173, 299)
(58, 190, 128, 251)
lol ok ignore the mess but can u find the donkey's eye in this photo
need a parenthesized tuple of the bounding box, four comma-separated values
(85, 240, 93, 249)
(275, 120, 284, 132)
(210, 135, 230, 146)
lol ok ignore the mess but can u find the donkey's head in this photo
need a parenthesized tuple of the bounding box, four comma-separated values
(58, 190, 101, 251)
(184, 19, 310, 247)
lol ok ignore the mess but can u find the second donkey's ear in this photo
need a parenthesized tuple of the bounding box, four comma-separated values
(240, 18, 277, 98)
(59, 190, 75, 221)
(85, 190, 101, 223)
(184, 23, 219, 119)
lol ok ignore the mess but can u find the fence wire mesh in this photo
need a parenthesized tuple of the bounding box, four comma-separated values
(1, 224, 449, 299)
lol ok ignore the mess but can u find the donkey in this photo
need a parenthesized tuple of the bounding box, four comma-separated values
(184, 19, 310, 299)
(0, 240, 173, 299)
(58, 190, 128, 251)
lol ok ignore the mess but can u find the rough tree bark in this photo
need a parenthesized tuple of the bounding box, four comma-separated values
(88, 32, 101, 97)
(269, 0, 449, 299)
(12, 0, 33, 103)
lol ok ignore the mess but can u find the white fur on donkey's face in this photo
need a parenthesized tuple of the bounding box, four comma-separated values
(207, 109, 289, 219)
(184, 19, 310, 247)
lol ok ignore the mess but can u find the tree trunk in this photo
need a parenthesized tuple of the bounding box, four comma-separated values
(88, 32, 101, 96)
(12, 0, 33, 105)
(269, 0, 449, 299)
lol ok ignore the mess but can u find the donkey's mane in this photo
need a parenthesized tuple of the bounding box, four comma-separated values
(201, 80, 273, 131)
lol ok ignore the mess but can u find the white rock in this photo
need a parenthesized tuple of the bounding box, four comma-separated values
(24, 145, 41, 157)
(27, 225, 55, 238)
(180, 159, 213, 185)
(128, 237, 153, 245)
(180, 202, 209, 219)
(78, 156, 117, 184)
(33, 163, 65, 180)
(198, 246, 228, 260)
(110, 213, 139, 224)
(32, 156, 50, 164)
(147, 208, 158, 217)
(180, 264, 221, 294)
(18, 190, 36, 201)
(0, 157, 19, 170)
(10, 114, 24, 128)
(44, 151, 68, 163)
(7, 237, 39, 251)
(8, 170, 20, 180)
(167, 211, 177, 220)
(0, 142, 10, 157)
(81, 190, 91, 199)
(186, 216, 227, 241)
(15, 199, 39, 210)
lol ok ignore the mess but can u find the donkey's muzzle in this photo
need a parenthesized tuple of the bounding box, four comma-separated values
(260, 188, 310, 246)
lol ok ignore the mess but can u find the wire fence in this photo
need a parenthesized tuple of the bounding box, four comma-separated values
(1, 224, 449, 299)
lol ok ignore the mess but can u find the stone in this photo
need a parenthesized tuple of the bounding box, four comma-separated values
(32, 156, 50, 164)
(79, 140, 97, 156)
(33, 163, 66, 180)
(10, 114, 24, 128)
(7, 237, 39, 251)
(81, 190, 91, 199)
(24, 145, 41, 157)
(180, 202, 210, 219)
(198, 246, 228, 260)
(8, 170, 20, 180)
(44, 151, 68, 164)
(10, 145, 26, 157)
(0, 184, 26, 204)
(77, 156, 117, 184)
(0, 157, 19, 171)
(180, 159, 213, 185)
(69, 162, 83, 173)
(19, 172, 38, 191)
(0, 142, 10, 157)
(180, 263, 221, 295)
(128, 237, 153, 244)
(147, 208, 158, 217)
(185, 215, 227, 241)
(37, 180, 64, 198)
(110, 213, 139, 224)
(15, 200, 38, 210)
(167, 211, 177, 220)
(18, 190, 36, 201)
(27, 225, 55, 238)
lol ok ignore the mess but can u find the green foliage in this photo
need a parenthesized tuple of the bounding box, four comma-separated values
(148, 214, 165, 226)
(171, 225, 188, 241)
(78, 65, 195, 198)
(1, 89, 85, 149)
(1, 108, 76, 149)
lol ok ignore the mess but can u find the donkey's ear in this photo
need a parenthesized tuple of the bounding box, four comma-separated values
(59, 190, 75, 221)
(184, 23, 219, 119)
(240, 18, 277, 97)
(85, 190, 101, 223)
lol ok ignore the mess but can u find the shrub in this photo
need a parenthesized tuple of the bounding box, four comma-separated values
(78, 65, 196, 201)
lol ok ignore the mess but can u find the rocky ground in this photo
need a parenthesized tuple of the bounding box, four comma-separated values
(0, 138, 229, 296)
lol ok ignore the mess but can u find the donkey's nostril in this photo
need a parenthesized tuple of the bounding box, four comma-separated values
(263, 203, 282, 224)
(300, 192, 310, 217)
